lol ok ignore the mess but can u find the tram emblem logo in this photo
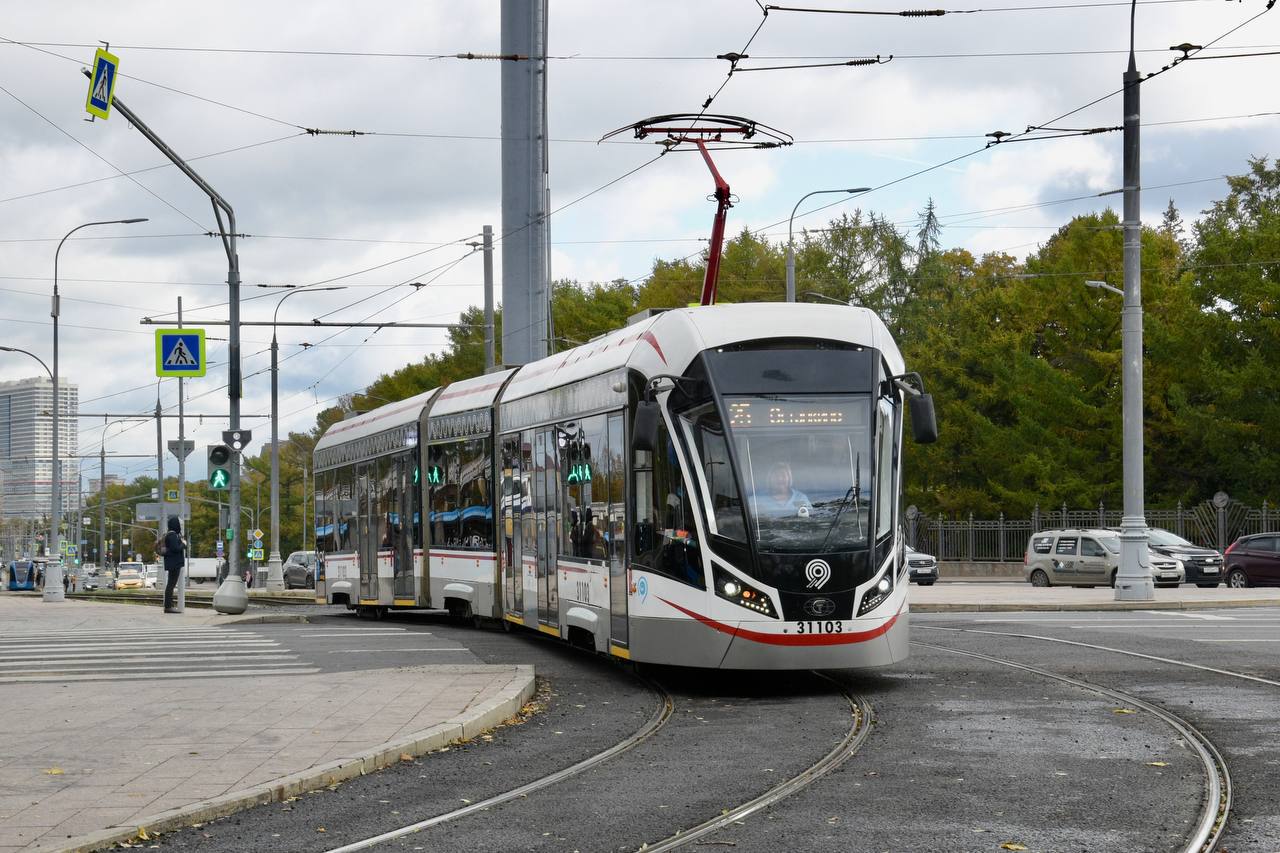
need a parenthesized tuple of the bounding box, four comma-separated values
(804, 597, 836, 617)
(804, 559, 832, 590)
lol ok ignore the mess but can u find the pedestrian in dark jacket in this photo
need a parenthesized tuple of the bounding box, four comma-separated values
(158, 515, 187, 613)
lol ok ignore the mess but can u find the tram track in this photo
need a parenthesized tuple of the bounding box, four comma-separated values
(913, 639, 1232, 853)
(318, 672, 674, 853)
(636, 676, 872, 852)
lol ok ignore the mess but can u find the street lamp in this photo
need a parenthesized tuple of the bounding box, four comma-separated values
(786, 187, 870, 302)
(800, 291, 854, 306)
(47, 218, 147, 602)
(0, 347, 58, 589)
(259, 284, 346, 590)
(1081, 275, 1152, 600)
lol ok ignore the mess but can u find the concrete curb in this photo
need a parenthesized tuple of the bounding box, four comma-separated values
(54, 665, 536, 853)
(913, 597, 1280, 613)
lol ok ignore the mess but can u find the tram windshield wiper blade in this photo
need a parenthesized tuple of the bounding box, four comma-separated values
(818, 453, 861, 553)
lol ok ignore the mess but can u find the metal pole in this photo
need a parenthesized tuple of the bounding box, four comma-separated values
(155, 383, 164, 542)
(1114, 0, 1153, 601)
(266, 314, 284, 589)
(86, 79, 248, 614)
(483, 225, 496, 371)
(176, 296, 188, 611)
(99, 442, 106, 569)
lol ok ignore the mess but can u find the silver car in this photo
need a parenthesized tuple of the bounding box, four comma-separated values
(1024, 529, 1185, 588)
(905, 545, 938, 586)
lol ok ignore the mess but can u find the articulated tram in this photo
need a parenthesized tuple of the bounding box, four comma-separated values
(313, 303, 936, 669)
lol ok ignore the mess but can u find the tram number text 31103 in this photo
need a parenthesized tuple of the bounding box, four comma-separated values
(795, 620, 845, 635)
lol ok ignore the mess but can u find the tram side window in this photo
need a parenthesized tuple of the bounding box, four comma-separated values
(315, 470, 339, 556)
(336, 467, 357, 553)
(874, 398, 895, 543)
(428, 437, 493, 550)
(632, 412, 703, 589)
(560, 414, 608, 563)
(377, 456, 400, 550)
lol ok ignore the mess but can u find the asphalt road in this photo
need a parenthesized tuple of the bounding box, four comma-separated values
(149, 607, 1280, 852)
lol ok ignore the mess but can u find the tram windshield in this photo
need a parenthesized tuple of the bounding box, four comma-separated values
(686, 394, 872, 554)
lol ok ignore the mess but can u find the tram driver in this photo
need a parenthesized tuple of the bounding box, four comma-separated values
(754, 461, 812, 518)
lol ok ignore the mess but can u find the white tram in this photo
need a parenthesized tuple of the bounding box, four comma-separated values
(312, 303, 936, 669)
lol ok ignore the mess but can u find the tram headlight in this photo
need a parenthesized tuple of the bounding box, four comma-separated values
(713, 565, 776, 618)
(857, 566, 895, 616)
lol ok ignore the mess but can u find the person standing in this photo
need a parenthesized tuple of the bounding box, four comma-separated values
(158, 515, 187, 614)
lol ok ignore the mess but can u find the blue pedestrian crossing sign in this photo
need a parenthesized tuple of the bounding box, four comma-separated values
(85, 48, 120, 120)
(155, 328, 206, 377)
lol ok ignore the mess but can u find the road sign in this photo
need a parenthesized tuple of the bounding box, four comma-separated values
(249, 548, 265, 561)
(122, 538, 130, 546)
(225, 528, 235, 542)
(85, 47, 119, 120)
(215, 539, 224, 557)
(166, 488, 179, 501)
(252, 539, 263, 550)
(252, 528, 264, 542)
(167, 439, 196, 460)
(223, 430, 252, 452)
(66, 546, 77, 558)
(208, 444, 232, 491)
(136, 502, 191, 522)
(155, 328, 207, 377)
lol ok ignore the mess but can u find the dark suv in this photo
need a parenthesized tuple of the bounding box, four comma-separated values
(1224, 534, 1280, 588)
(1147, 528, 1224, 588)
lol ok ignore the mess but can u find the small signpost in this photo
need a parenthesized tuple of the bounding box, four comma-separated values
(155, 328, 206, 377)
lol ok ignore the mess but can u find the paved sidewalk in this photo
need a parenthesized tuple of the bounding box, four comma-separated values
(910, 581, 1280, 611)
(0, 596, 534, 853)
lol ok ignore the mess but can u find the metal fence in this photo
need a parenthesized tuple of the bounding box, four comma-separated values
(906, 498, 1279, 562)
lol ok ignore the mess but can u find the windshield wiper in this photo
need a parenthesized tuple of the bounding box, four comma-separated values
(817, 453, 861, 553)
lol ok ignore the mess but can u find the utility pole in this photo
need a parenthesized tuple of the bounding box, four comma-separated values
(1114, 0, 1153, 601)
(176, 296, 188, 611)
(155, 384, 164, 542)
(500, 0, 550, 365)
(483, 225, 496, 371)
(83, 70, 249, 614)
(98, 444, 106, 569)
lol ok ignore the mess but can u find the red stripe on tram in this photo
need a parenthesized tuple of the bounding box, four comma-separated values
(657, 597, 901, 646)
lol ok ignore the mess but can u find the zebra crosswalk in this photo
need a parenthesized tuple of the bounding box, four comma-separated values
(0, 624, 320, 683)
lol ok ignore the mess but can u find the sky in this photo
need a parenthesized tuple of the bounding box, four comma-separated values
(0, 0, 1276, 491)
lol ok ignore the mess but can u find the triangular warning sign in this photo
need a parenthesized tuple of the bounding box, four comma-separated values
(93, 67, 110, 103)
(165, 339, 197, 367)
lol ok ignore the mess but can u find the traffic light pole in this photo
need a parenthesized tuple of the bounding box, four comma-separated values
(84, 75, 248, 614)
(176, 296, 188, 612)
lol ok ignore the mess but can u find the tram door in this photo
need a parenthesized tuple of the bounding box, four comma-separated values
(393, 457, 414, 601)
(607, 413, 628, 650)
(500, 435, 524, 617)
(534, 429, 560, 632)
(357, 465, 378, 602)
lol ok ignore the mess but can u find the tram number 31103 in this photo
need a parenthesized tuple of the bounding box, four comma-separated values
(795, 620, 845, 635)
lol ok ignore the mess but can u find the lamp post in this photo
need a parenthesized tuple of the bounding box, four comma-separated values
(259, 284, 346, 590)
(0, 347, 60, 595)
(800, 291, 854, 306)
(786, 187, 870, 302)
(48, 218, 148, 602)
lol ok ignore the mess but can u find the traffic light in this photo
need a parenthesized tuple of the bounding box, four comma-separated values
(207, 444, 232, 490)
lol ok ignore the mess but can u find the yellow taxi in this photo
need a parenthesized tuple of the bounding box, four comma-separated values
(115, 561, 145, 590)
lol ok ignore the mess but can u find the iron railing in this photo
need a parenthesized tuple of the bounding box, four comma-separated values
(906, 498, 1278, 562)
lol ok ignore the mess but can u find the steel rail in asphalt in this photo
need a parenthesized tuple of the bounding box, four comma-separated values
(914, 640, 1231, 853)
(638, 676, 873, 852)
(320, 674, 674, 853)
(916, 624, 1280, 689)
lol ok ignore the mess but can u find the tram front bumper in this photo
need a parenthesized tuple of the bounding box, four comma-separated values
(717, 606, 909, 670)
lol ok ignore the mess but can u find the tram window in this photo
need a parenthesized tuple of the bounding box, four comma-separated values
(632, 411, 704, 589)
(429, 437, 494, 550)
(874, 398, 895, 542)
(607, 413, 625, 567)
(680, 404, 746, 541)
(560, 414, 607, 563)
(336, 468, 357, 553)
(378, 456, 399, 550)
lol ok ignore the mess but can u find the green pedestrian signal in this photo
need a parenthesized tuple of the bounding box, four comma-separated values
(207, 443, 232, 491)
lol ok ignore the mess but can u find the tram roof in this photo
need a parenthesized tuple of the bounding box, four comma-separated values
(313, 386, 439, 454)
(429, 367, 517, 417)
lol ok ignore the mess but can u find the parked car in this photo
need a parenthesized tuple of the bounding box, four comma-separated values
(282, 550, 317, 589)
(115, 562, 145, 590)
(1223, 533, 1280, 587)
(1024, 529, 1184, 588)
(83, 574, 100, 591)
(1146, 528, 1223, 588)
(144, 565, 161, 590)
(905, 545, 938, 586)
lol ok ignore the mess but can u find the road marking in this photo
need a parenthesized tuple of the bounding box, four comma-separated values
(1192, 639, 1280, 643)
(297, 631, 414, 638)
(0, 640, 277, 652)
(0, 661, 312, 675)
(0, 653, 298, 665)
(1137, 611, 1235, 620)
(327, 648, 469, 653)
(0, 667, 322, 684)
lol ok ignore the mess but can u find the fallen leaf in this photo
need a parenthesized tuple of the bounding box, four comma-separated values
(137, 827, 151, 841)
(1147, 761, 1169, 767)
(44, 767, 64, 775)
(1112, 708, 1136, 715)
(399, 753, 413, 762)
(1000, 844, 1028, 851)
(317, 827, 327, 833)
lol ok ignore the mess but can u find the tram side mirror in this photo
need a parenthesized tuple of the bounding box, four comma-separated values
(909, 394, 939, 444)
(633, 400, 659, 453)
